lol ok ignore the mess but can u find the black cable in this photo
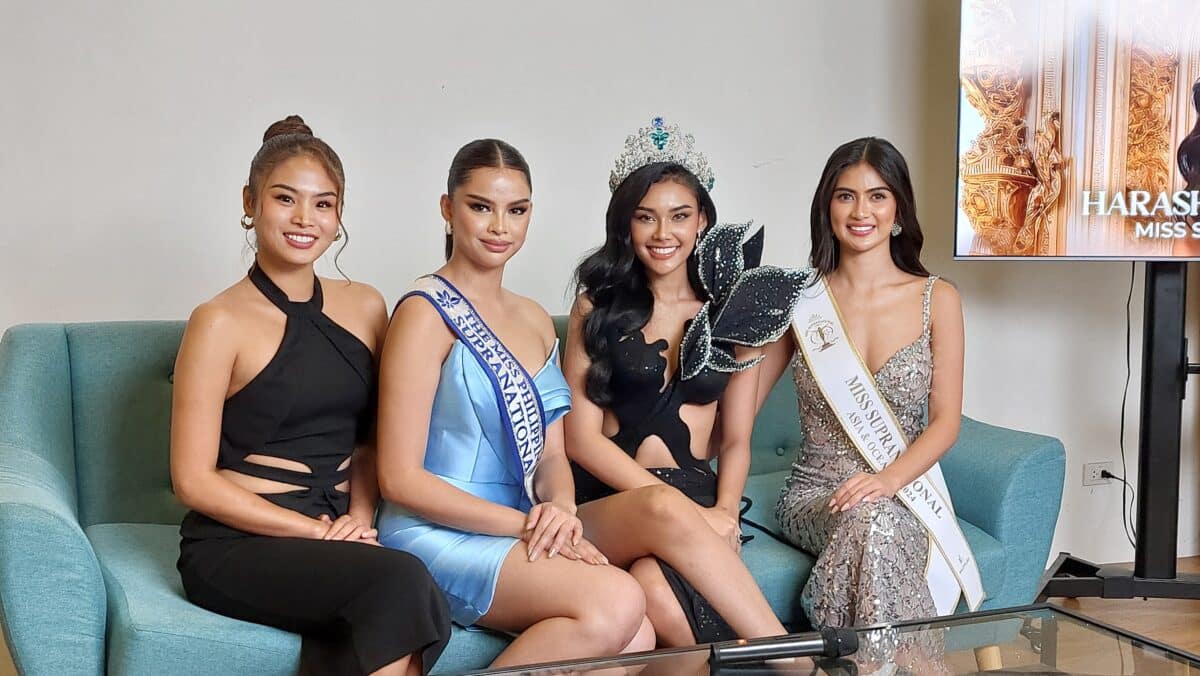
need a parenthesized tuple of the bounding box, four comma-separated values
(737, 496, 794, 546)
(1102, 469, 1137, 548)
(1116, 263, 1137, 548)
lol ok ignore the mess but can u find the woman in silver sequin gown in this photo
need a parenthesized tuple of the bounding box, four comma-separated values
(756, 137, 968, 633)
(779, 277, 941, 628)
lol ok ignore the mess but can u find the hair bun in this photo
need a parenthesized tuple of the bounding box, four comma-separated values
(263, 115, 313, 142)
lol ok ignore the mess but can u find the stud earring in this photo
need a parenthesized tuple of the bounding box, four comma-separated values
(890, 222, 902, 237)
(241, 214, 254, 229)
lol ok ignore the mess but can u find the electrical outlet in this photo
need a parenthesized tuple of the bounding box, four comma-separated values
(1083, 462, 1114, 486)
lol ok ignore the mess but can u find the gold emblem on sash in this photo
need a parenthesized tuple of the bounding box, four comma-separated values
(806, 314, 838, 351)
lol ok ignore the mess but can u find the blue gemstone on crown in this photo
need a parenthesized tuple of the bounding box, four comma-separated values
(609, 116, 715, 193)
(649, 127, 669, 150)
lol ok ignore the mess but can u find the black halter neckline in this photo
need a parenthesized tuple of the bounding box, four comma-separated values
(249, 262, 323, 315)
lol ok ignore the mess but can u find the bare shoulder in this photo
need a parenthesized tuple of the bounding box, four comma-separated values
(930, 277, 961, 310)
(177, 297, 244, 372)
(392, 291, 448, 329)
(386, 292, 456, 364)
(928, 277, 964, 340)
(321, 277, 387, 317)
(187, 278, 257, 338)
(508, 291, 556, 344)
(570, 292, 594, 319)
(186, 298, 237, 336)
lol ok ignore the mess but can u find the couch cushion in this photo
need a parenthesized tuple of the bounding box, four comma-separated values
(748, 374, 804, 476)
(741, 471, 1008, 617)
(67, 322, 188, 528)
(88, 523, 299, 676)
(740, 524, 815, 629)
(741, 471, 813, 627)
(960, 520, 1006, 611)
(86, 523, 509, 675)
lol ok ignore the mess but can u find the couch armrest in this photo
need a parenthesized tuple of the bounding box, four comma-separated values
(0, 444, 106, 675)
(0, 326, 105, 674)
(0, 325, 79, 512)
(941, 416, 1066, 607)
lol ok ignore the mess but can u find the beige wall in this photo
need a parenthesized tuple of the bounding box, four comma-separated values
(0, 0, 1197, 665)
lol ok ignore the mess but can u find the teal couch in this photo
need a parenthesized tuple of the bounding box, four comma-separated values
(0, 321, 1066, 675)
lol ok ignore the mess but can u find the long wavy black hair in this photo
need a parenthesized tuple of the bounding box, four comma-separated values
(810, 137, 929, 277)
(573, 162, 717, 406)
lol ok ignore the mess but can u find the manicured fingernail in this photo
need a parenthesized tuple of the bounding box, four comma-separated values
(549, 547, 557, 559)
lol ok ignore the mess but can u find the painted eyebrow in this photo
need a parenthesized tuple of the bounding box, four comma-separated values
(634, 205, 694, 212)
(269, 183, 338, 198)
(833, 185, 891, 193)
(465, 194, 531, 207)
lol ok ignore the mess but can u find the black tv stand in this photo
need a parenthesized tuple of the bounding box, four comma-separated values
(1038, 261, 1200, 601)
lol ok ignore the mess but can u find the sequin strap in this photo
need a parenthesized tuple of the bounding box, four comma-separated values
(922, 275, 939, 337)
(401, 275, 546, 503)
(791, 276, 984, 613)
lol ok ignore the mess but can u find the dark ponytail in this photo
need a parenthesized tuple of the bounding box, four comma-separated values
(445, 139, 532, 260)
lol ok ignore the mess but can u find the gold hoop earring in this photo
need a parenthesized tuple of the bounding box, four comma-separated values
(334, 225, 344, 242)
(241, 214, 254, 230)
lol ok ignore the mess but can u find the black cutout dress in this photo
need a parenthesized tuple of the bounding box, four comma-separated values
(177, 264, 451, 675)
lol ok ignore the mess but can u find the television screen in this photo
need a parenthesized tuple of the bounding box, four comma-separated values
(955, 0, 1200, 259)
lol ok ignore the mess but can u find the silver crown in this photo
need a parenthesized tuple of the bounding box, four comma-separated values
(609, 116, 715, 193)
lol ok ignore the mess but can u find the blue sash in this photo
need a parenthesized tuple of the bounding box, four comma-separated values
(403, 275, 547, 502)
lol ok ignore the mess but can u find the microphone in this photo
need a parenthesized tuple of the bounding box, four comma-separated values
(709, 627, 859, 665)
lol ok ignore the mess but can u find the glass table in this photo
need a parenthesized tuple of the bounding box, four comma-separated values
(463, 603, 1200, 675)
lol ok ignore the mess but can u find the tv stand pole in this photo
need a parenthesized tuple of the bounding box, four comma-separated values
(1039, 261, 1200, 600)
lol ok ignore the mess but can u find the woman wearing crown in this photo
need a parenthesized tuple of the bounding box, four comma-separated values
(562, 117, 803, 646)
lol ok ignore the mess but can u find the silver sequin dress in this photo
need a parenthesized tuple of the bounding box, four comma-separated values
(775, 275, 940, 629)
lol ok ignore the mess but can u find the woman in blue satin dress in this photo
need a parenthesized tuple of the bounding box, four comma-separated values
(375, 139, 655, 668)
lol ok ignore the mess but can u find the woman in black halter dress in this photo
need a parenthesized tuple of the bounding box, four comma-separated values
(172, 116, 450, 676)
(563, 118, 804, 648)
